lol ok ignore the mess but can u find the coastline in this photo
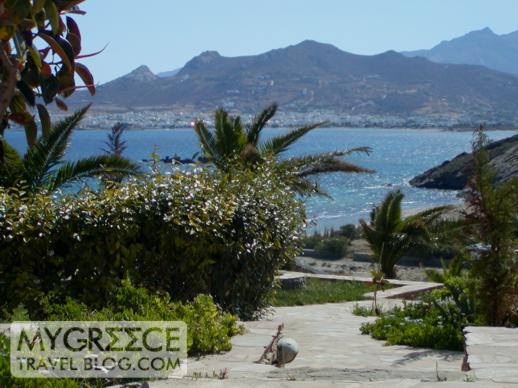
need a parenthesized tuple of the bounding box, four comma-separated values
(307, 203, 464, 233)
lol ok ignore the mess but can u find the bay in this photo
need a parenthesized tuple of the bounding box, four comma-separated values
(5, 127, 516, 231)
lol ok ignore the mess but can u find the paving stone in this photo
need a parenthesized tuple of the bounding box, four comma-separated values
(131, 275, 518, 387)
(464, 326, 518, 385)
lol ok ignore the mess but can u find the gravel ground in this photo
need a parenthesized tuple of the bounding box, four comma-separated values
(295, 239, 439, 281)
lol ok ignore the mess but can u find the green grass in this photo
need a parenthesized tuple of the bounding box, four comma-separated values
(273, 278, 378, 306)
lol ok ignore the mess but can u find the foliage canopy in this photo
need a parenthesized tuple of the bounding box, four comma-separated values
(0, 0, 95, 147)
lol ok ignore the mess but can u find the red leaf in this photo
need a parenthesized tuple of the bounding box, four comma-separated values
(76, 43, 108, 59)
(24, 117, 38, 148)
(66, 32, 81, 56)
(9, 112, 31, 125)
(66, 17, 81, 55)
(38, 31, 73, 71)
(41, 63, 52, 78)
(75, 63, 95, 95)
(55, 97, 68, 111)
(37, 104, 52, 140)
(66, 16, 80, 37)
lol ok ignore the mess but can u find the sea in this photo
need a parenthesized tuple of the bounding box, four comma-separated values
(5, 127, 517, 231)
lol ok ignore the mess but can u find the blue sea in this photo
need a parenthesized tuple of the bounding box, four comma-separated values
(5, 127, 517, 231)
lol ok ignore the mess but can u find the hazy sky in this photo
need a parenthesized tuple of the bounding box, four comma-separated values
(78, 0, 518, 83)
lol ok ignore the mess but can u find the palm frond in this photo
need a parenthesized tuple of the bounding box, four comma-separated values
(245, 103, 277, 145)
(23, 105, 90, 191)
(258, 122, 325, 156)
(239, 143, 263, 165)
(213, 109, 246, 158)
(47, 155, 140, 192)
(409, 205, 456, 222)
(194, 121, 217, 158)
(300, 157, 373, 177)
(359, 218, 383, 258)
(282, 174, 331, 197)
(278, 149, 373, 176)
(386, 190, 404, 233)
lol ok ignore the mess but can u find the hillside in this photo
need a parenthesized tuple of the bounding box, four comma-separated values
(403, 27, 518, 76)
(73, 40, 518, 123)
(410, 133, 518, 190)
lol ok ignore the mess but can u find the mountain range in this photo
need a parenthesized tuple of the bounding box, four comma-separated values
(72, 30, 518, 126)
(403, 27, 518, 76)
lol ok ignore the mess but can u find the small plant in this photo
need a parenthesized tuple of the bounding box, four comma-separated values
(425, 253, 467, 283)
(103, 122, 128, 156)
(370, 268, 388, 315)
(360, 285, 471, 351)
(352, 304, 378, 317)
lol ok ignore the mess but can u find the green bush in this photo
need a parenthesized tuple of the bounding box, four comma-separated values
(316, 236, 349, 258)
(0, 163, 305, 319)
(302, 228, 351, 259)
(0, 334, 81, 388)
(360, 284, 471, 350)
(0, 281, 241, 387)
(339, 224, 360, 240)
(302, 234, 322, 249)
(41, 280, 242, 355)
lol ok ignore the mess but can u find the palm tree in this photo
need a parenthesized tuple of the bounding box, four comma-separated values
(360, 190, 453, 278)
(0, 106, 140, 194)
(194, 103, 372, 195)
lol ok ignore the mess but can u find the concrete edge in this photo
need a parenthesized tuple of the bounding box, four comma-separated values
(278, 271, 443, 300)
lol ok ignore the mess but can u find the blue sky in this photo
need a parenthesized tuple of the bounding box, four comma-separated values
(78, 0, 518, 83)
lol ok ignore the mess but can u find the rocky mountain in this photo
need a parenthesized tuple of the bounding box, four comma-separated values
(402, 27, 518, 76)
(157, 68, 181, 78)
(74, 40, 518, 123)
(410, 133, 518, 190)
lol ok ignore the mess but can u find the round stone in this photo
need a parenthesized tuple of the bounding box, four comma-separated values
(276, 337, 299, 365)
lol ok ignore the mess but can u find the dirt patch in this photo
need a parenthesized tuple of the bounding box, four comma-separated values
(295, 255, 435, 282)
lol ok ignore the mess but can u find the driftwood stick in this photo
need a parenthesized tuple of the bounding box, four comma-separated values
(255, 323, 284, 364)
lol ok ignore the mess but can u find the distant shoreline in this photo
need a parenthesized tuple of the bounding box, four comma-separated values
(86, 126, 518, 131)
(7, 125, 518, 132)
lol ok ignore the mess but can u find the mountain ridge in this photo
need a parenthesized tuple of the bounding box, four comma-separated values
(72, 39, 518, 126)
(403, 27, 518, 76)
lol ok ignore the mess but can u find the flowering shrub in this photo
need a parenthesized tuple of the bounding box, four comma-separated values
(0, 164, 305, 319)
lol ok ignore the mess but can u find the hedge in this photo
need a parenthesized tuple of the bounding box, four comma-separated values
(0, 164, 305, 319)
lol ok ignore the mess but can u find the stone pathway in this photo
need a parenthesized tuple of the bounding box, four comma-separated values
(464, 326, 518, 384)
(148, 273, 489, 387)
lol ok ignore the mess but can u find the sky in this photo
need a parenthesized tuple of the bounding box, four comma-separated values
(77, 0, 518, 84)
